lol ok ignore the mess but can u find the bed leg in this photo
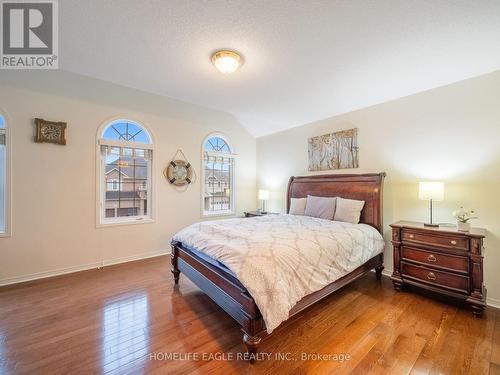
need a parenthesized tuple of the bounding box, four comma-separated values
(243, 333, 261, 364)
(375, 265, 384, 279)
(171, 242, 180, 285)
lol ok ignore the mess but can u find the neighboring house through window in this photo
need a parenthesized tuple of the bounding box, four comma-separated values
(106, 178, 123, 191)
(98, 120, 153, 224)
(202, 134, 235, 216)
(0, 115, 7, 234)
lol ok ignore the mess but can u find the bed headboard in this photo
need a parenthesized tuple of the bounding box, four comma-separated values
(287, 173, 386, 233)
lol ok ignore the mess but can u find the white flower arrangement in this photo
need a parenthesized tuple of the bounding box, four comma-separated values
(452, 207, 478, 223)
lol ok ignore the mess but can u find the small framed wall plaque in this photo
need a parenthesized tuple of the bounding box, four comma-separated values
(34, 118, 67, 145)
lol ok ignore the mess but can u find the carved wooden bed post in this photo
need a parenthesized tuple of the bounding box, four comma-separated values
(243, 332, 262, 363)
(375, 264, 384, 279)
(171, 241, 180, 284)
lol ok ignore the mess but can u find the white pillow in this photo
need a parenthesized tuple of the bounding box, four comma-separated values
(334, 197, 365, 224)
(304, 195, 336, 220)
(289, 197, 307, 215)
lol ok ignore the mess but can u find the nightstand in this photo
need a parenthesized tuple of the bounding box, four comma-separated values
(391, 221, 486, 317)
(244, 211, 278, 218)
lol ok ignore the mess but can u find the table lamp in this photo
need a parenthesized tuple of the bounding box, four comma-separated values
(258, 189, 269, 213)
(418, 182, 444, 227)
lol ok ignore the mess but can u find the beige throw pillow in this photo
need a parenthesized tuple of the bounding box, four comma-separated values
(334, 197, 365, 224)
(289, 197, 307, 215)
(304, 195, 336, 220)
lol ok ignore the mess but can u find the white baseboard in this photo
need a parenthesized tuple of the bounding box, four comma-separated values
(100, 249, 170, 268)
(378, 267, 499, 309)
(381, 268, 392, 277)
(487, 297, 500, 309)
(0, 249, 170, 287)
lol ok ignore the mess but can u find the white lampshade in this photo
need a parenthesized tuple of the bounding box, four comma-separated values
(419, 182, 444, 201)
(258, 189, 269, 201)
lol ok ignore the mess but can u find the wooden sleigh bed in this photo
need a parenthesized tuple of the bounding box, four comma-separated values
(170, 173, 386, 361)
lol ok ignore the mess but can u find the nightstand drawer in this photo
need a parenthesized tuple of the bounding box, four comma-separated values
(401, 229, 469, 251)
(401, 246, 469, 274)
(401, 262, 469, 294)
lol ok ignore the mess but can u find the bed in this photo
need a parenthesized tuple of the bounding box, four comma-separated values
(170, 173, 386, 361)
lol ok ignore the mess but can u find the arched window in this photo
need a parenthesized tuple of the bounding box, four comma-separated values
(202, 134, 235, 216)
(0, 114, 7, 234)
(98, 119, 153, 225)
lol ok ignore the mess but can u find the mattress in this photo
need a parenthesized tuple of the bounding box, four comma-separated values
(182, 244, 236, 277)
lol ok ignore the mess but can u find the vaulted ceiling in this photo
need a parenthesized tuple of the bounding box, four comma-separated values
(60, 0, 500, 137)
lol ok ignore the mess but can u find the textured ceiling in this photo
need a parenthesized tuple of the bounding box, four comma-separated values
(60, 0, 500, 137)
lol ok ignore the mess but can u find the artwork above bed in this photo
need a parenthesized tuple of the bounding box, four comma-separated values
(308, 128, 359, 171)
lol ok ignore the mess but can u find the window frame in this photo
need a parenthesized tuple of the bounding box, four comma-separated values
(201, 133, 236, 218)
(96, 118, 155, 228)
(0, 112, 11, 237)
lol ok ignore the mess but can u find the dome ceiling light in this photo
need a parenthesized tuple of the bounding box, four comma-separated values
(211, 50, 242, 74)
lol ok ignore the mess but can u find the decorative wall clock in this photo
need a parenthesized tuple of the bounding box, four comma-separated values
(164, 149, 195, 188)
(34, 118, 67, 145)
(166, 160, 193, 186)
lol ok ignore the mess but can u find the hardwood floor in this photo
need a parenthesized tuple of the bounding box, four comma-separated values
(0, 256, 498, 375)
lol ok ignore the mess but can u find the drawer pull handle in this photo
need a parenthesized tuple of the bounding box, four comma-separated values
(427, 272, 437, 281)
(408, 234, 414, 239)
(450, 240, 457, 245)
(427, 254, 437, 262)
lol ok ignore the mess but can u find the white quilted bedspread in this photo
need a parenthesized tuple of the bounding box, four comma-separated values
(173, 214, 384, 333)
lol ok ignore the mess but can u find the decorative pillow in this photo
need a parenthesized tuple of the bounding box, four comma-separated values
(304, 195, 336, 220)
(289, 197, 307, 215)
(334, 197, 365, 224)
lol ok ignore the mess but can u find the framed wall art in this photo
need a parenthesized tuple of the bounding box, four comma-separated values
(308, 128, 358, 171)
(34, 118, 67, 145)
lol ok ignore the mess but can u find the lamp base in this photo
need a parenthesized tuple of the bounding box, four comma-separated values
(424, 222, 439, 227)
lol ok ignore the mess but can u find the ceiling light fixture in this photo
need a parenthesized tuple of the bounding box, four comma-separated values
(211, 50, 242, 74)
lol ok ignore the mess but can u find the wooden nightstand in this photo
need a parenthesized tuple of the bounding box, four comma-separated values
(391, 221, 486, 317)
(243, 211, 279, 218)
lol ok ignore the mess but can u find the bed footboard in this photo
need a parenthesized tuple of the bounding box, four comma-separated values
(171, 241, 266, 346)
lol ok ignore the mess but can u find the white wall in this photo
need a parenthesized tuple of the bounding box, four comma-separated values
(0, 70, 256, 284)
(0, 144, 4, 232)
(257, 70, 500, 306)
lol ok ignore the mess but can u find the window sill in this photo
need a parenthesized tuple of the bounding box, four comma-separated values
(0, 231, 11, 238)
(97, 217, 155, 228)
(202, 211, 235, 219)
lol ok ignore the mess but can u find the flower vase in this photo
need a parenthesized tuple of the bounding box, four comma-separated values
(457, 222, 471, 232)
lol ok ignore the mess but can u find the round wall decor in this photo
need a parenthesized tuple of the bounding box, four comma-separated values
(165, 159, 193, 186)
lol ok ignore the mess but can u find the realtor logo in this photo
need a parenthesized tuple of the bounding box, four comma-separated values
(1, 0, 58, 69)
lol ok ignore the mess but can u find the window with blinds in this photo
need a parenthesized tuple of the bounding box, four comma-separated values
(98, 120, 153, 225)
(202, 135, 235, 216)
